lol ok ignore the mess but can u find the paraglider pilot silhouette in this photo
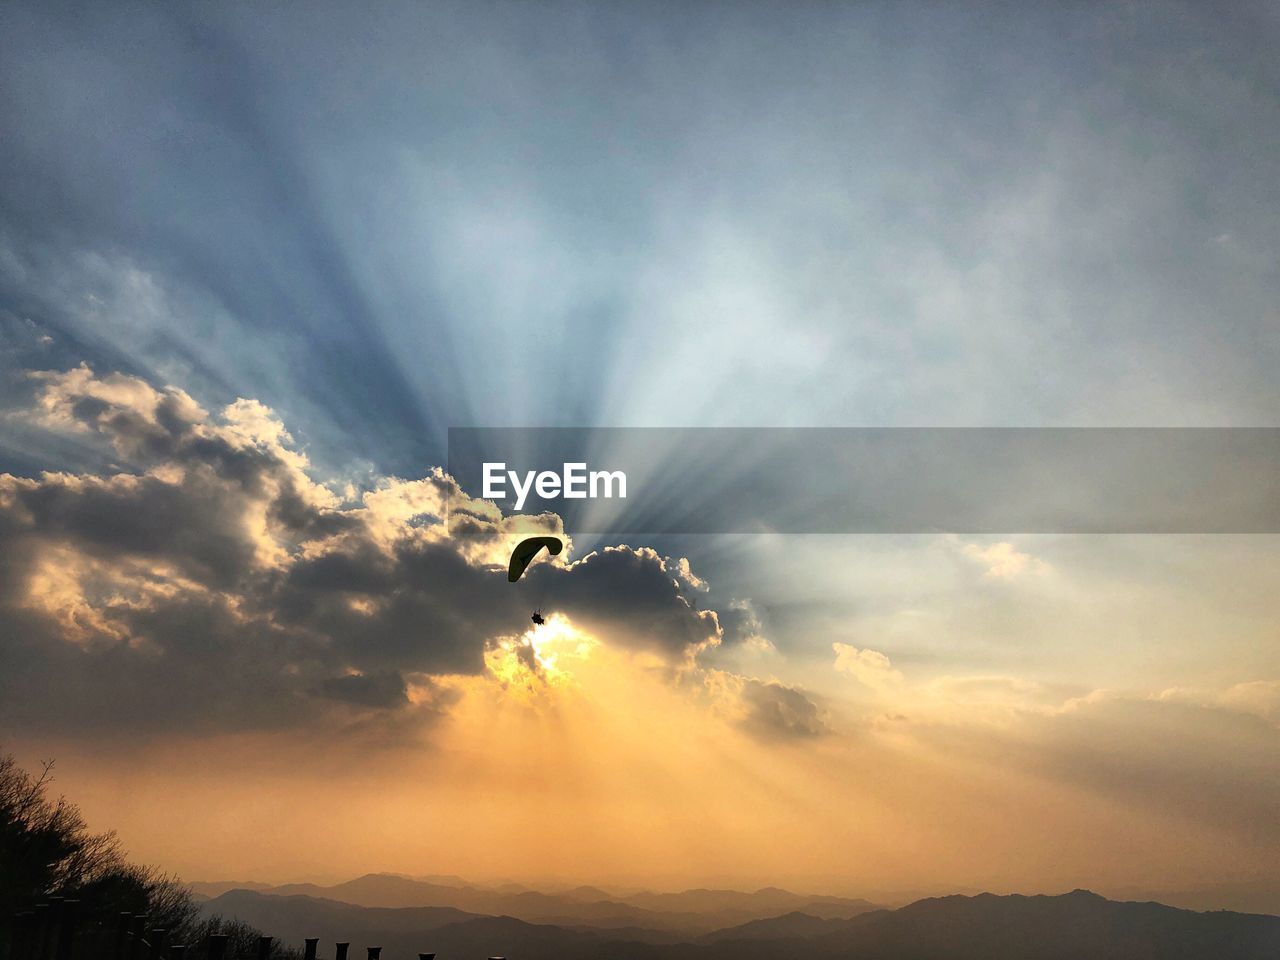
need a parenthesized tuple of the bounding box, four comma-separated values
(508, 535, 563, 625)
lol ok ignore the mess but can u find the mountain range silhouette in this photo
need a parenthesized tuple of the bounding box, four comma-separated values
(199, 879, 1280, 960)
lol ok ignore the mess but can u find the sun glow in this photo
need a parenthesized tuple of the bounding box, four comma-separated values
(484, 613, 598, 691)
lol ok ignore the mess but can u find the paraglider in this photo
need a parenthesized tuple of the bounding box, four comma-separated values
(508, 536, 562, 627)
(507, 535, 563, 582)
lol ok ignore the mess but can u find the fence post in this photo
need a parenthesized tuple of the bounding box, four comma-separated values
(46, 898, 64, 960)
(14, 912, 35, 960)
(53, 899, 77, 960)
(25, 911, 39, 960)
(334, 942, 349, 960)
(168, 946, 186, 960)
(419, 953, 436, 960)
(128, 916, 148, 960)
(148, 929, 168, 960)
(13, 912, 33, 960)
(255, 936, 272, 960)
(366, 948, 381, 960)
(206, 934, 227, 960)
(113, 914, 132, 960)
(33, 902, 53, 960)
(303, 939, 317, 960)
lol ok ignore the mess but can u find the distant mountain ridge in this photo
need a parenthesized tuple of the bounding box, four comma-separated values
(695, 910, 850, 942)
(794, 889, 1280, 960)
(190, 880, 276, 899)
(1109, 878, 1280, 918)
(200, 886, 1280, 960)
(198, 873, 876, 933)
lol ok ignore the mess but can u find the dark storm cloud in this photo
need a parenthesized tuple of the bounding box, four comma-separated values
(273, 536, 525, 677)
(526, 546, 719, 658)
(320, 671, 410, 709)
(0, 591, 312, 735)
(5, 471, 260, 589)
(0, 367, 722, 739)
(711, 599, 763, 648)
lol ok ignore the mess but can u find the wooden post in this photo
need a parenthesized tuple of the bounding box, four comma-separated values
(45, 901, 62, 960)
(45, 897, 63, 960)
(128, 916, 149, 960)
(206, 934, 228, 960)
(53, 899, 77, 960)
(32, 903, 51, 960)
(148, 928, 168, 960)
(13, 911, 34, 960)
(114, 914, 133, 960)
(419, 953, 436, 960)
(303, 939, 318, 960)
(365, 948, 381, 960)
(169, 946, 186, 960)
(334, 942, 349, 960)
(16, 911, 36, 960)
(256, 936, 272, 960)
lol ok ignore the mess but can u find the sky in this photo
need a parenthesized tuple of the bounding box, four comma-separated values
(0, 0, 1278, 898)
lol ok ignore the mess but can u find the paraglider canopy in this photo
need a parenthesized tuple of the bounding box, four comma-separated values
(507, 535, 563, 582)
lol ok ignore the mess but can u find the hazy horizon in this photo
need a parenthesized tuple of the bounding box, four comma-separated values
(173, 869, 1280, 910)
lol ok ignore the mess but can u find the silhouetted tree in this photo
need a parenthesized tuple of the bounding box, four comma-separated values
(1, 753, 184, 919)
(1, 754, 185, 943)
(0, 752, 300, 960)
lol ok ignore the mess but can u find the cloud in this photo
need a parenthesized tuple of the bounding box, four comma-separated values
(663, 554, 709, 593)
(319, 670, 410, 708)
(1218, 680, 1280, 721)
(960, 540, 1049, 579)
(926, 674, 1062, 705)
(1155, 680, 1280, 723)
(526, 546, 721, 661)
(0, 366, 722, 739)
(738, 678, 828, 741)
(715, 597, 770, 649)
(832, 642, 903, 689)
